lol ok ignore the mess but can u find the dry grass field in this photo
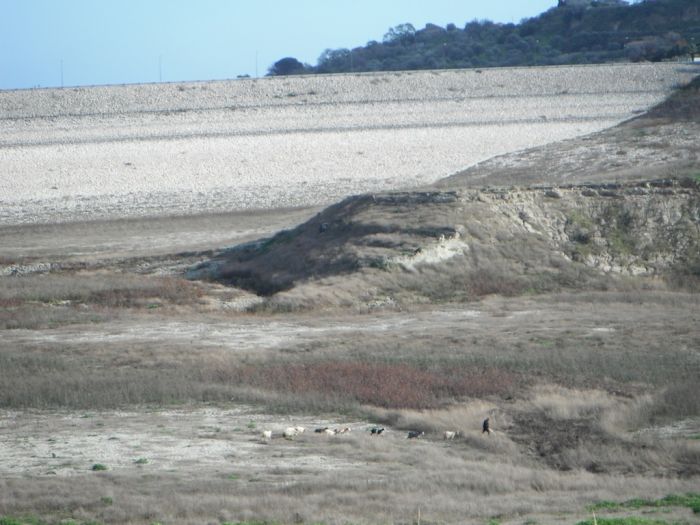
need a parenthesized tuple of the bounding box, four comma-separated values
(1, 64, 699, 525)
(0, 290, 699, 525)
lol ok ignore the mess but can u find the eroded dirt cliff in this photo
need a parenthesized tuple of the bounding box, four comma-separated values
(188, 179, 699, 306)
(188, 76, 700, 308)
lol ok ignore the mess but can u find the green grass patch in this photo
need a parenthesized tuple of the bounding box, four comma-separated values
(567, 210, 595, 230)
(591, 501, 623, 511)
(576, 518, 675, 525)
(589, 493, 700, 514)
(0, 517, 45, 525)
(658, 494, 700, 513)
(591, 204, 638, 257)
(531, 337, 555, 348)
(607, 229, 635, 256)
(91, 463, 108, 471)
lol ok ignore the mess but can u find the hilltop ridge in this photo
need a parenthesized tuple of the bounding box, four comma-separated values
(270, 0, 700, 75)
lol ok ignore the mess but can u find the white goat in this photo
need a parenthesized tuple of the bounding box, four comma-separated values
(283, 426, 306, 439)
(443, 431, 457, 440)
(261, 430, 273, 440)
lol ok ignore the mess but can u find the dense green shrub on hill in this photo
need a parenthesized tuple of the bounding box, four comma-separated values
(269, 0, 700, 75)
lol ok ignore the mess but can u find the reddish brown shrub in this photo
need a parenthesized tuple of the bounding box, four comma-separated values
(231, 361, 516, 409)
(0, 298, 23, 308)
(85, 277, 203, 307)
(465, 269, 526, 297)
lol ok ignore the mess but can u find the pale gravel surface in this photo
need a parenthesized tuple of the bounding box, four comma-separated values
(1, 63, 696, 225)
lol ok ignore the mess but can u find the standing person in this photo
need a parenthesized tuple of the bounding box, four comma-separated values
(482, 417, 492, 435)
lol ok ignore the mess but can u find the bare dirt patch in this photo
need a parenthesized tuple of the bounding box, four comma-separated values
(0, 407, 366, 479)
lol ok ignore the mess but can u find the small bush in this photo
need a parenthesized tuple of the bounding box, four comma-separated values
(91, 463, 108, 471)
(649, 382, 700, 422)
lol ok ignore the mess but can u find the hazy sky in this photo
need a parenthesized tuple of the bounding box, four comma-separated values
(1, 0, 557, 90)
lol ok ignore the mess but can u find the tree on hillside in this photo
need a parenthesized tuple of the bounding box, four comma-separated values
(267, 57, 309, 76)
(270, 0, 700, 74)
(383, 23, 416, 45)
(317, 48, 352, 73)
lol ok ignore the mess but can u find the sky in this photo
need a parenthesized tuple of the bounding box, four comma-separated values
(1, 0, 557, 90)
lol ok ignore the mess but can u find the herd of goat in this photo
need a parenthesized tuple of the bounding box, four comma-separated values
(261, 426, 466, 441)
(262, 418, 493, 441)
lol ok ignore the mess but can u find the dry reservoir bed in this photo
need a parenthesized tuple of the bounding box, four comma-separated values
(1, 63, 697, 225)
(2, 63, 700, 525)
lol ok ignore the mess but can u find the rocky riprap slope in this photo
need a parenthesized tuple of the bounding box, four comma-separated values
(188, 179, 700, 305)
(437, 73, 700, 189)
(2, 63, 697, 226)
